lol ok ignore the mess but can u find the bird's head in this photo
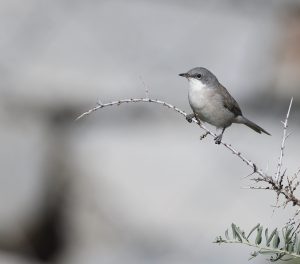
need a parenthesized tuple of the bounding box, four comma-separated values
(179, 67, 219, 88)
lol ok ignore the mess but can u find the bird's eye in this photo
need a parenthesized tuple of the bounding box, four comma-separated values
(196, 74, 202, 79)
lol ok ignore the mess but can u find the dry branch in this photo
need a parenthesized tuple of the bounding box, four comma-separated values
(76, 97, 300, 208)
(275, 98, 293, 182)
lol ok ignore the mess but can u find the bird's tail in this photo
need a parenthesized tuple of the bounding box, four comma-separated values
(235, 116, 271, 135)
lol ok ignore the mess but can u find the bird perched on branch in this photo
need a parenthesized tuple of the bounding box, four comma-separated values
(179, 67, 270, 144)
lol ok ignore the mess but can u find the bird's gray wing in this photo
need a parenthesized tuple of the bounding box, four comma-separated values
(218, 84, 242, 117)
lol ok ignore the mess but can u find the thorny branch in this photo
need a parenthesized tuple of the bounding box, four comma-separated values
(76, 97, 263, 175)
(250, 98, 300, 209)
(76, 97, 300, 209)
(275, 98, 293, 182)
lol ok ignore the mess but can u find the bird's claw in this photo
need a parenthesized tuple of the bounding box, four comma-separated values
(214, 135, 222, 144)
(186, 117, 193, 123)
(186, 114, 194, 123)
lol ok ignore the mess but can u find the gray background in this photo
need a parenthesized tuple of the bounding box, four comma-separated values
(0, 0, 300, 263)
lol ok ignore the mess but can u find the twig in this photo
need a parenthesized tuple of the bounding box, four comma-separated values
(275, 98, 293, 182)
(138, 76, 150, 99)
(200, 132, 209, 140)
(241, 186, 270, 190)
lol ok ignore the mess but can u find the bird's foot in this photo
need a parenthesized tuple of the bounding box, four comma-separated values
(186, 113, 195, 123)
(200, 132, 209, 140)
(214, 134, 222, 145)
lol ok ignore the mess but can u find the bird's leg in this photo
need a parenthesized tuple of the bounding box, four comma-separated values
(186, 113, 195, 123)
(214, 127, 226, 145)
(186, 113, 207, 140)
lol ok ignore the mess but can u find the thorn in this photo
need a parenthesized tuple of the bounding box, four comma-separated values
(286, 132, 293, 139)
(241, 164, 257, 179)
(97, 99, 104, 106)
(200, 132, 209, 140)
(242, 173, 253, 179)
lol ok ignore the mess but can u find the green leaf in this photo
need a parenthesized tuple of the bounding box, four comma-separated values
(238, 227, 248, 241)
(296, 235, 300, 255)
(225, 229, 229, 240)
(247, 223, 260, 240)
(255, 226, 263, 245)
(288, 243, 293, 253)
(265, 228, 269, 244)
(273, 231, 280, 249)
(267, 229, 277, 247)
(231, 223, 236, 239)
(285, 227, 293, 241)
(283, 227, 294, 251)
(293, 234, 299, 253)
(232, 223, 243, 242)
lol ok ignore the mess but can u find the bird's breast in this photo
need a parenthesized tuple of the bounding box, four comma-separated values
(187, 80, 234, 127)
(188, 80, 213, 111)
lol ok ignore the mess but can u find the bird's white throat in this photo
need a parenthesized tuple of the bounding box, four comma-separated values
(188, 78, 207, 92)
(187, 77, 211, 112)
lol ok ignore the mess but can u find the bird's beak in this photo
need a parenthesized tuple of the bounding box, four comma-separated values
(179, 73, 189, 78)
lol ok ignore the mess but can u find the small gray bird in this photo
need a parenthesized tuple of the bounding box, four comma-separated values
(179, 67, 270, 144)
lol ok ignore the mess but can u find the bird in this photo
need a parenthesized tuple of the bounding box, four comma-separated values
(179, 67, 270, 144)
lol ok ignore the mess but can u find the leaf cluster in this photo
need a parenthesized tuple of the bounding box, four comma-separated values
(215, 223, 300, 261)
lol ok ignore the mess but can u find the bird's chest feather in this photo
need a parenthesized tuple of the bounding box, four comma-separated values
(188, 79, 215, 111)
(187, 79, 233, 127)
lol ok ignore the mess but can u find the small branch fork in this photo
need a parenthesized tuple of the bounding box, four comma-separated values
(76, 97, 300, 209)
(250, 98, 300, 209)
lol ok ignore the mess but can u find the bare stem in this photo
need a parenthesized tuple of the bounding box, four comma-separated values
(215, 239, 300, 260)
(275, 98, 293, 182)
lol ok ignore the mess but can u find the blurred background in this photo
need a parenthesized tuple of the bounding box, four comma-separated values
(1, 0, 300, 263)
